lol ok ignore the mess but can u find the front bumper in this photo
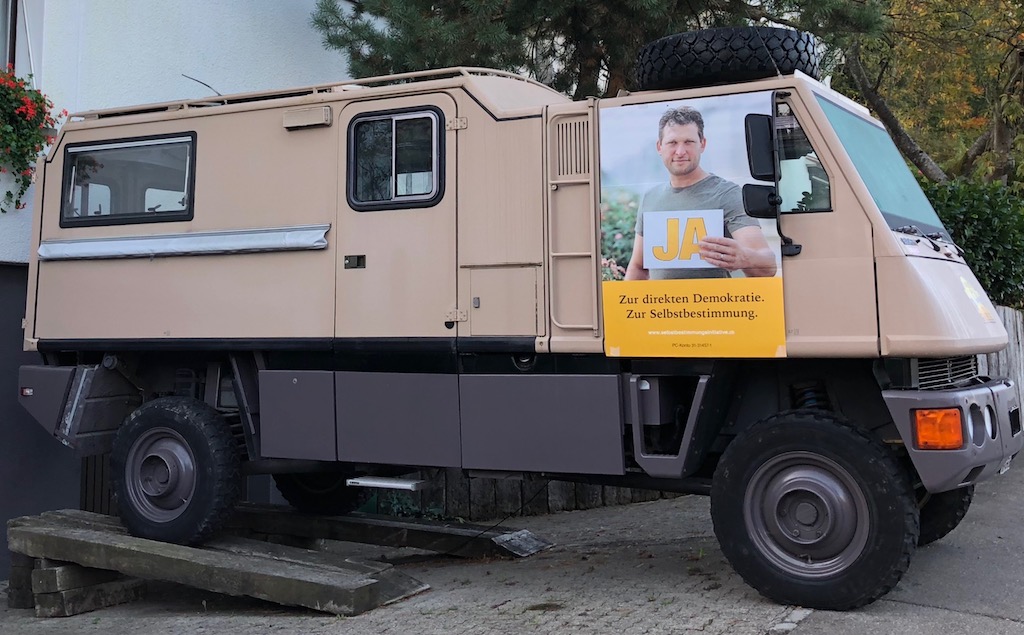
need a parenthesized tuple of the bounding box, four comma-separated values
(883, 377, 1022, 492)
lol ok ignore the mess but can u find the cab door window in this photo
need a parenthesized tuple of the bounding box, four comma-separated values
(776, 102, 831, 213)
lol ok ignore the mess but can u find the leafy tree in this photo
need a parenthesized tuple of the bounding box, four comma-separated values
(311, 1, 1024, 190)
(311, 0, 884, 100)
(843, 1, 1024, 187)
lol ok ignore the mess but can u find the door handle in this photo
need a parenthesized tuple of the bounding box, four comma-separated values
(344, 255, 366, 269)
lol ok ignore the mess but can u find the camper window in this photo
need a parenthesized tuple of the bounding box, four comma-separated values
(59, 133, 196, 227)
(348, 107, 442, 210)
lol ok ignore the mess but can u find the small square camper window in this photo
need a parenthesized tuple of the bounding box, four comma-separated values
(348, 109, 443, 210)
(60, 133, 196, 226)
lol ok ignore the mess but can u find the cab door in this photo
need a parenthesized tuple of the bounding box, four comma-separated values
(335, 94, 458, 340)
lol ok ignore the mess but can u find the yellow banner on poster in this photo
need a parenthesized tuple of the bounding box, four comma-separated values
(602, 277, 786, 358)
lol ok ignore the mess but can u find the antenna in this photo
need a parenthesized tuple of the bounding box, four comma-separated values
(752, 26, 784, 78)
(182, 74, 223, 97)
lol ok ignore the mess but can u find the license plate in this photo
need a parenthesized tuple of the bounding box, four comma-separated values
(999, 456, 1013, 475)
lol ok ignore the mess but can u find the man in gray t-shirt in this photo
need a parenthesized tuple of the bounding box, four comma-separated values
(624, 106, 776, 280)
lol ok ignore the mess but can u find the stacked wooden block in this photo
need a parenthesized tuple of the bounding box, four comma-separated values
(7, 552, 146, 617)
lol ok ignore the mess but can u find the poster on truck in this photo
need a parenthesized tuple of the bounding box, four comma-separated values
(599, 92, 786, 358)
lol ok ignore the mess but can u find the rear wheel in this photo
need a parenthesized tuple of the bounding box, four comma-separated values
(273, 472, 371, 515)
(711, 410, 919, 610)
(918, 485, 974, 546)
(111, 397, 241, 545)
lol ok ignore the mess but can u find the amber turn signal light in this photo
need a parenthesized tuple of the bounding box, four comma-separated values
(914, 408, 964, 450)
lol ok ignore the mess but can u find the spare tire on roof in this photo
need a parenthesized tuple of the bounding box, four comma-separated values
(635, 26, 820, 91)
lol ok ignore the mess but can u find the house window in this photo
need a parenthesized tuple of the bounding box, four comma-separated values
(60, 133, 197, 227)
(347, 107, 443, 210)
(1, 0, 13, 68)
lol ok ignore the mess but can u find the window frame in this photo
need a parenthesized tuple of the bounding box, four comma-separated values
(346, 105, 445, 212)
(59, 131, 198, 228)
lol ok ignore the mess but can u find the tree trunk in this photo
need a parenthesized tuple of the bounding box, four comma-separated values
(990, 50, 1024, 185)
(953, 130, 992, 178)
(844, 46, 948, 183)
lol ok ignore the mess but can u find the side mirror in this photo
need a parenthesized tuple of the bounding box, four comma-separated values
(742, 184, 779, 219)
(745, 114, 775, 182)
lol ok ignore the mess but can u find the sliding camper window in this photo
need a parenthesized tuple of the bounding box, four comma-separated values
(60, 133, 196, 227)
(347, 107, 443, 210)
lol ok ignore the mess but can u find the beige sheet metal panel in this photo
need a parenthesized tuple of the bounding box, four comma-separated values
(772, 87, 878, 357)
(877, 256, 1007, 356)
(334, 93, 458, 339)
(455, 113, 545, 267)
(31, 106, 339, 341)
(467, 267, 539, 336)
(34, 253, 333, 340)
(460, 74, 570, 118)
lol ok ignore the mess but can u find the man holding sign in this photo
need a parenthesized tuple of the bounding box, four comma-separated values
(624, 107, 776, 280)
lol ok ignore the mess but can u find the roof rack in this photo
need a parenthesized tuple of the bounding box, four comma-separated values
(74, 67, 558, 121)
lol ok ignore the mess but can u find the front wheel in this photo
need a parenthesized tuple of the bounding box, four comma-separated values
(918, 485, 974, 546)
(711, 410, 919, 610)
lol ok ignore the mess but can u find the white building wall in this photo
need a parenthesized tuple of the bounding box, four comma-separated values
(0, 210, 31, 264)
(41, 0, 351, 112)
(0, 0, 351, 263)
(0, 0, 43, 264)
(10, 0, 43, 80)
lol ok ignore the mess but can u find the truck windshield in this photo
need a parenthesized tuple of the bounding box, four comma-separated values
(815, 95, 950, 241)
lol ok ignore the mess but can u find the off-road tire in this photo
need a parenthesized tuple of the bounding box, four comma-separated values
(635, 27, 820, 92)
(711, 410, 919, 610)
(918, 485, 974, 546)
(273, 472, 372, 515)
(111, 397, 241, 545)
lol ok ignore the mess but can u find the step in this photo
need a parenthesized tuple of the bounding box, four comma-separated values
(345, 476, 426, 491)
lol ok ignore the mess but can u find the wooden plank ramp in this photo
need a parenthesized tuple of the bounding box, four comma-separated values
(229, 503, 554, 559)
(7, 509, 429, 617)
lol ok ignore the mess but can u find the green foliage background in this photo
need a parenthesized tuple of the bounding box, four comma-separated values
(922, 178, 1024, 309)
(600, 188, 639, 280)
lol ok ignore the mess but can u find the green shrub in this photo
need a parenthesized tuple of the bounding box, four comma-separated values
(921, 178, 1024, 309)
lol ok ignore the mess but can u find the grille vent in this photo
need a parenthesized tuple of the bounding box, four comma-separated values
(555, 119, 590, 176)
(917, 356, 980, 390)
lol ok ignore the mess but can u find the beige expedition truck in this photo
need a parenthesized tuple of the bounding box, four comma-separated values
(17, 28, 1022, 610)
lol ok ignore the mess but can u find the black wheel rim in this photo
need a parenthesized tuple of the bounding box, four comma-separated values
(123, 426, 197, 523)
(743, 451, 870, 578)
